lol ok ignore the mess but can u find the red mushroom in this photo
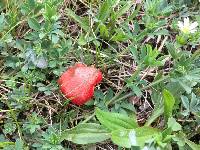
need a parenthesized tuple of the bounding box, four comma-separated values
(58, 63, 102, 105)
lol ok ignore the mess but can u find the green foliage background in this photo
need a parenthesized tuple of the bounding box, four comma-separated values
(0, 0, 200, 149)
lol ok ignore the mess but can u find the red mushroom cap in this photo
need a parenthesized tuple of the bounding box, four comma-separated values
(58, 63, 102, 105)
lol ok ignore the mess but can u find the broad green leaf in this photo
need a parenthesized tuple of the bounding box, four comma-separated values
(28, 18, 40, 31)
(0, 135, 14, 148)
(44, 3, 57, 20)
(162, 127, 173, 140)
(99, 24, 109, 38)
(0, 142, 14, 148)
(185, 139, 200, 150)
(95, 108, 138, 131)
(111, 127, 159, 148)
(78, 34, 87, 45)
(135, 127, 159, 147)
(167, 117, 182, 131)
(163, 89, 175, 120)
(111, 129, 133, 148)
(66, 8, 90, 31)
(172, 132, 186, 147)
(61, 123, 110, 144)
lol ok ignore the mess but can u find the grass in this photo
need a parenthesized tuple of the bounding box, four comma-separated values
(0, 0, 200, 149)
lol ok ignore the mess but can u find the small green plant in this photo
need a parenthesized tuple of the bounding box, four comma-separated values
(1, 0, 200, 149)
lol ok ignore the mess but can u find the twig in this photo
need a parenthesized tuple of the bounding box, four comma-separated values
(158, 36, 168, 52)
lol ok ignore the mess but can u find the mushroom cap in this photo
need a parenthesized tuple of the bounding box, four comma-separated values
(58, 63, 102, 105)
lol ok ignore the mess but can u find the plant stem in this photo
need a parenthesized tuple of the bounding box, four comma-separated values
(81, 112, 95, 124)
(81, 75, 169, 123)
(109, 92, 134, 105)
(141, 75, 169, 90)
(108, 75, 170, 106)
(106, 66, 141, 106)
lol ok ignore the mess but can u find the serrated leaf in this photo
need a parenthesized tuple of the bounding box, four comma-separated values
(3, 121, 16, 134)
(181, 95, 190, 111)
(95, 108, 138, 131)
(163, 89, 175, 120)
(61, 123, 110, 144)
(178, 80, 192, 94)
(28, 18, 40, 31)
(181, 95, 190, 116)
(111, 127, 159, 148)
